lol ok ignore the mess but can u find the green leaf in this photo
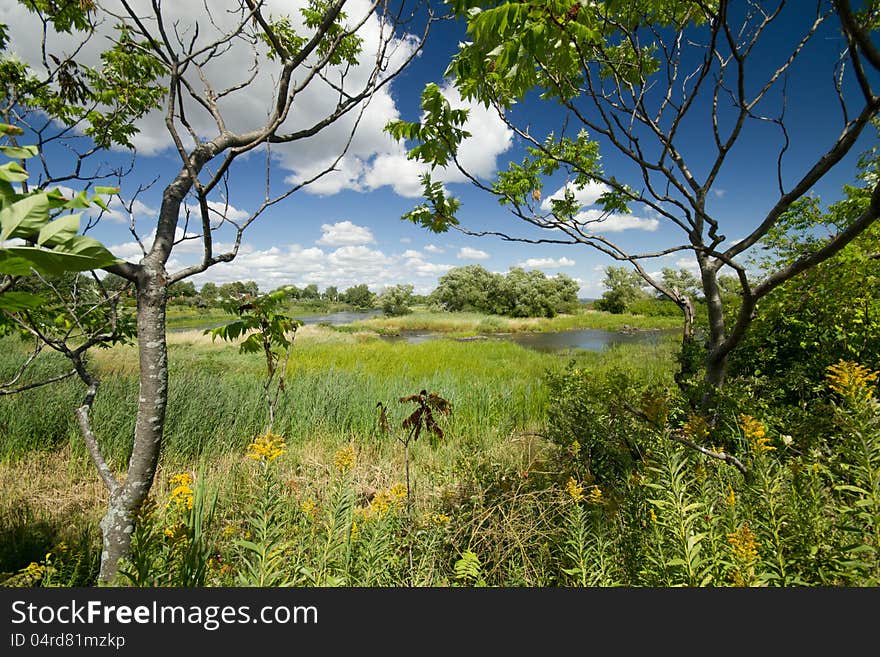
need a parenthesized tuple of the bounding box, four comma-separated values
(37, 213, 81, 247)
(94, 186, 121, 195)
(2, 241, 119, 276)
(63, 190, 91, 209)
(0, 161, 29, 183)
(0, 290, 44, 312)
(0, 145, 38, 159)
(0, 192, 51, 241)
(0, 123, 24, 136)
(0, 251, 35, 276)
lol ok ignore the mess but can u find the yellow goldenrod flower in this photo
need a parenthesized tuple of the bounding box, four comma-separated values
(430, 512, 450, 526)
(569, 440, 581, 458)
(739, 415, 775, 454)
(826, 360, 879, 403)
(333, 445, 356, 473)
(166, 472, 194, 511)
(300, 499, 317, 517)
(727, 523, 760, 586)
(350, 520, 359, 542)
(727, 523, 759, 564)
(587, 485, 604, 505)
(649, 508, 657, 524)
(163, 521, 188, 543)
(726, 486, 736, 507)
(640, 390, 669, 426)
(22, 562, 45, 578)
(222, 524, 238, 538)
(389, 483, 408, 500)
(246, 432, 287, 464)
(565, 476, 584, 502)
(683, 413, 709, 441)
(369, 491, 392, 517)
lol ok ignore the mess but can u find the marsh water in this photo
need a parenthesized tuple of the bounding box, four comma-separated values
(184, 309, 673, 353)
(379, 327, 674, 353)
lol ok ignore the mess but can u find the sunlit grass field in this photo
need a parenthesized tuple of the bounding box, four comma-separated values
(4, 313, 876, 588)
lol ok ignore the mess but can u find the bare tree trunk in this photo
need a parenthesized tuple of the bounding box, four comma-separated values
(98, 264, 168, 582)
(699, 261, 729, 407)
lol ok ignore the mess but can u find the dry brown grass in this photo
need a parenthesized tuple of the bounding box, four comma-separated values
(0, 446, 107, 523)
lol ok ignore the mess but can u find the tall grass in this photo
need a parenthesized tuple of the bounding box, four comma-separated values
(1, 330, 676, 463)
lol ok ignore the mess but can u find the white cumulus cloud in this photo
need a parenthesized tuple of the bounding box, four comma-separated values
(574, 209, 659, 232)
(540, 181, 609, 212)
(458, 247, 490, 260)
(316, 221, 374, 246)
(517, 256, 576, 269)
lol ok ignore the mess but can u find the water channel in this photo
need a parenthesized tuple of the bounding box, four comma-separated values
(299, 310, 674, 353)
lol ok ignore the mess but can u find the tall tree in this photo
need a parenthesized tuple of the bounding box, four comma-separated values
(387, 0, 880, 401)
(594, 265, 647, 314)
(1, 0, 433, 581)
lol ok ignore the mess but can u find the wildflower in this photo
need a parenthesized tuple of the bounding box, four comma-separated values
(683, 413, 709, 441)
(21, 562, 45, 579)
(640, 390, 668, 426)
(350, 520, 359, 542)
(333, 445, 356, 473)
(430, 512, 450, 526)
(389, 483, 407, 500)
(564, 476, 584, 502)
(739, 415, 774, 454)
(246, 432, 287, 464)
(222, 524, 238, 538)
(300, 499, 318, 517)
(369, 490, 392, 517)
(727, 523, 760, 586)
(167, 472, 194, 511)
(587, 485, 604, 505)
(163, 521, 188, 543)
(726, 486, 736, 507)
(649, 508, 657, 524)
(826, 360, 879, 403)
(569, 440, 581, 458)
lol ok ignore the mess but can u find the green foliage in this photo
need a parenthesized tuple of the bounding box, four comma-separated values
(206, 287, 299, 358)
(452, 549, 486, 586)
(378, 283, 414, 317)
(593, 266, 647, 314)
(235, 462, 298, 587)
(730, 139, 880, 406)
(341, 283, 375, 309)
(545, 363, 658, 487)
(2, 6, 167, 150)
(431, 264, 579, 317)
(0, 129, 120, 307)
(120, 472, 218, 587)
(206, 287, 300, 429)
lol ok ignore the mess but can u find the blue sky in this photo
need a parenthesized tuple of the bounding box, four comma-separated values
(3, 1, 876, 297)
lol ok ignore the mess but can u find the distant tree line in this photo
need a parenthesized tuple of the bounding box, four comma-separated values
(143, 263, 582, 318)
